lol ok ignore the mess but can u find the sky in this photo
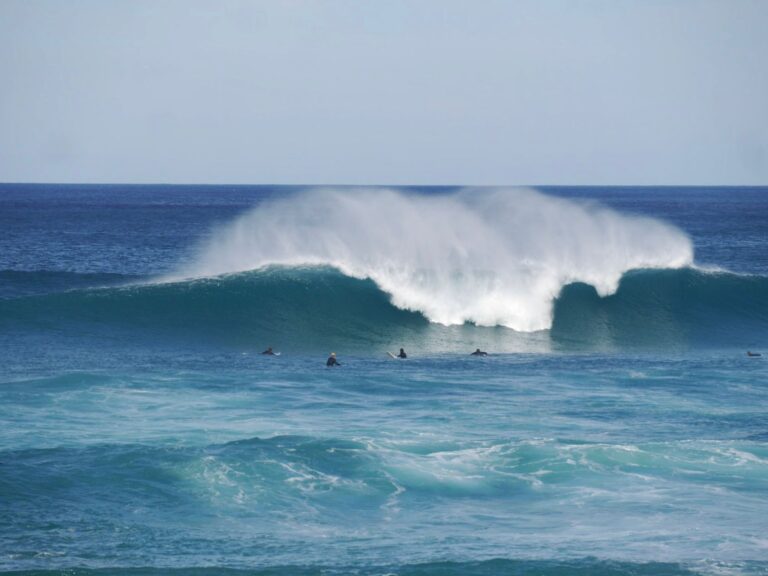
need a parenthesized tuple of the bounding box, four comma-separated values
(1, 0, 766, 185)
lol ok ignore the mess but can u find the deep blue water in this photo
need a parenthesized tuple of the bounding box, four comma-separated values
(1, 185, 767, 576)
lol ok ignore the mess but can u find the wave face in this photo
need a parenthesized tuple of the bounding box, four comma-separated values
(552, 268, 768, 347)
(177, 188, 694, 332)
(2, 266, 766, 352)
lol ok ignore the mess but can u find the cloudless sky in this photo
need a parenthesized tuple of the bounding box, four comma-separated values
(1, 0, 766, 185)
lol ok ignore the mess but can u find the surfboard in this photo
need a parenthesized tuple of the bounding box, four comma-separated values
(387, 352, 397, 359)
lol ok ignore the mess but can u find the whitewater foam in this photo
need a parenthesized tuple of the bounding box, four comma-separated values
(178, 188, 694, 331)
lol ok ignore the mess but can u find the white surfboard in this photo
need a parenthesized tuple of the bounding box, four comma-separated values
(387, 352, 397, 359)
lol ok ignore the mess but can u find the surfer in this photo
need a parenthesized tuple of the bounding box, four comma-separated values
(397, 348, 407, 359)
(262, 347, 276, 355)
(747, 351, 762, 357)
(470, 348, 488, 356)
(326, 352, 341, 367)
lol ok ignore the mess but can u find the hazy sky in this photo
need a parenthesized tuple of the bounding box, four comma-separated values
(1, 0, 766, 185)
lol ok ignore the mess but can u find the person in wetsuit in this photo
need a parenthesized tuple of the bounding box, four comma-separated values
(327, 352, 341, 366)
(262, 347, 276, 355)
(470, 348, 488, 356)
(397, 348, 407, 359)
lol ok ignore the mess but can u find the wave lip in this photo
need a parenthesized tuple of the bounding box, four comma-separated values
(177, 187, 694, 331)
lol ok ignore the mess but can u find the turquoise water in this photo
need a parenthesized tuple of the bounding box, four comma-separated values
(1, 185, 767, 575)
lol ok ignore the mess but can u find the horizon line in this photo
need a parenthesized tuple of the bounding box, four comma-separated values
(1, 182, 766, 189)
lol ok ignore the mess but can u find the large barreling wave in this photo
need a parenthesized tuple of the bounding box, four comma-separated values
(175, 187, 694, 332)
(3, 189, 766, 352)
(2, 265, 767, 352)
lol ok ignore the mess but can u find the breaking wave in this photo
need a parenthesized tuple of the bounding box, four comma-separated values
(3, 188, 765, 351)
(174, 188, 694, 332)
(1, 266, 766, 351)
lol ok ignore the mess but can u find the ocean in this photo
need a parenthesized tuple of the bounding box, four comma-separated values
(0, 184, 766, 576)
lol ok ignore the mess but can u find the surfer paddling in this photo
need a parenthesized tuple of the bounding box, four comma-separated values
(747, 351, 762, 357)
(262, 347, 276, 355)
(470, 348, 488, 356)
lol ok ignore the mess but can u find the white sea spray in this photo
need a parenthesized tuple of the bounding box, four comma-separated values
(180, 188, 694, 331)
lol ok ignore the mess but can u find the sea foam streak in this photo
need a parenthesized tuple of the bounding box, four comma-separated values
(180, 188, 693, 331)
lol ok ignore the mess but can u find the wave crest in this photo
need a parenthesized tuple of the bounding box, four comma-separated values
(179, 188, 693, 331)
